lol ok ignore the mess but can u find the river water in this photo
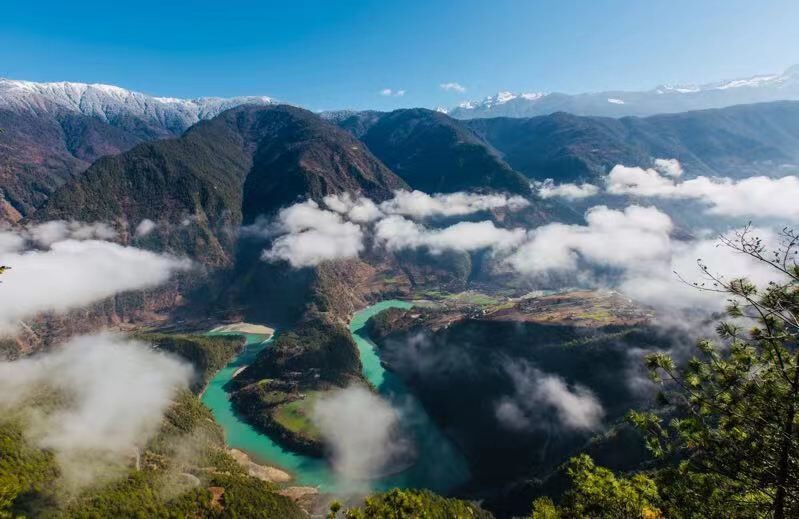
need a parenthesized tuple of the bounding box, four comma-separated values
(200, 300, 469, 493)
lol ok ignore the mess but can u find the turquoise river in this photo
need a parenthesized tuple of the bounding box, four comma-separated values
(200, 300, 469, 493)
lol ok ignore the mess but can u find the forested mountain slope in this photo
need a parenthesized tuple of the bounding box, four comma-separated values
(468, 101, 799, 181)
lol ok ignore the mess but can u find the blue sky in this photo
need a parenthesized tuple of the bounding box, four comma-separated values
(1, 0, 798, 111)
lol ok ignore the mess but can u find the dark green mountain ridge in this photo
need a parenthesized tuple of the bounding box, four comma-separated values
(467, 100, 799, 181)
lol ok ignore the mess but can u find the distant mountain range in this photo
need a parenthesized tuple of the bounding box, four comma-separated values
(326, 102, 799, 186)
(27, 100, 799, 268)
(0, 78, 274, 133)
(446, 65, 799, 119)
(0, 79, 274, 219)
(465, 101, 799, 181)
(4, 89, 799, 223)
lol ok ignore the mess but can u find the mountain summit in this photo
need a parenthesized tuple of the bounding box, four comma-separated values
(448, 64, 799, 119)
(0, 79, 275, 218)
(0, 78, 275, 134)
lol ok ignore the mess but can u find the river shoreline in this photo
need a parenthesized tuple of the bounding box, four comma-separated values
(200, 301, 469, 494)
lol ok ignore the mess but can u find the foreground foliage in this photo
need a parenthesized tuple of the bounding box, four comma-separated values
(333, 489, 492, 519)
(0, 344, 303, 518)
(530, 455, 661, 519)
(540, 227, 799, 518)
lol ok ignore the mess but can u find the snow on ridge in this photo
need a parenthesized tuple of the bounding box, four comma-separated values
(0, 78, 276, 131)
(494, 91, 517, 104)
(711, 74, 784, 90)
(520, 92, 545, 100)
(450, 64, 799, 115)
(457, 90, 548, 110)
(657, 71, 790, 95)
(657, 84, 700, 94)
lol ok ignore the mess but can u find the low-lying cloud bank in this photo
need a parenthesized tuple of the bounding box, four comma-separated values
(374, 190, 529, 218)
(507, 205, 782, 312)
(375, 216, 525, 253)
(534, 158, 799, 220)
(607, 165, 799, 219)
(0, 220, 117, 251)
(495, 362, 604, 432)
(321, 190, 529, 221)
(506, 205, 673, 275)
(535, 179, 600, 200)
(0, 221, 191, 332)
(249, 190, 531, 267)
(0, 333, 193, 489)
(248, 200, 365, 268)
(253, 185, 786, 315)
(312, 385, 413, 482)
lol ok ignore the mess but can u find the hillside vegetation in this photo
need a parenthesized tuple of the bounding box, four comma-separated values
(0, 390, 304, 518)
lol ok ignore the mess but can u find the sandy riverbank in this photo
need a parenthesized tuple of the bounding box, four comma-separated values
(209, 322, 275, 337)
(229, 448, 292, 483)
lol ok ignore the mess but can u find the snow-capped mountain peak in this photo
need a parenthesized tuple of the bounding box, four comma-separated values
(520, 92, 546, 101)
(449, 64, 799, 119)
(471, 90, 548, 109)
(656, 70, 792, 95)
(454, 91, 549, 113)
(0, 78, 276, 133)
(710, 73, 785, 90)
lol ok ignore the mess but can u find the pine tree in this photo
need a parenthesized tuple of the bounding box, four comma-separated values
(630, 226, 799, 518)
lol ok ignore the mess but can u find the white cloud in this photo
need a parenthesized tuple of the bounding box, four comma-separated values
(379, 190, 529, 218)
(375, 216, 525, 254)
(135, 218, 156, 237)
(618, 227, 784, 312)
(653, 158, 683, 178)
(0, 227, 191, 332)
(0, 333, 192, 489)
(25, 220, 117, 247)
(265, 228, 363, 268)
(0, 231, 25, 254)
(607, 164, 799, 219)
(324, 190, 532, 221)
(506, 205, 673, 275)
(260, 200, 365, 268)
(313, 386, 412, 480)
(606, 165, 678, 197)
(440, 82, 466, 93)
(679, 176, 799, 219)
(380, 88, 405, 97)
(257, 191, 532, 266)
(267, 200, 346, 235)
(504, 203, 783, 314)
(495, 362, 604, 432)
(251, 185, 791, 289)
(323, 193, 384, 223)
(535, 179, 600, 200)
